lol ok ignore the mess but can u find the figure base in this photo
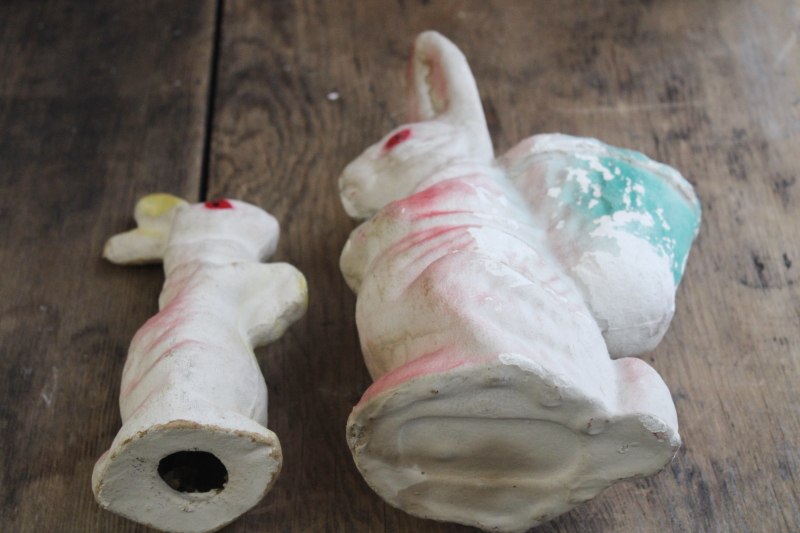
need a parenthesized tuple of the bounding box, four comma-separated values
(93, 416, 281, 533)
(348, 356, 679, 532)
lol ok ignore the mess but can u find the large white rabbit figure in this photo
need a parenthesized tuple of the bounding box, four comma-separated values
(93, 194, 307, 533)
(339, 32, 700, 532)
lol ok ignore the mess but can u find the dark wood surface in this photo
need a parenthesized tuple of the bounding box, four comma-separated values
(1, 1, 799, 531)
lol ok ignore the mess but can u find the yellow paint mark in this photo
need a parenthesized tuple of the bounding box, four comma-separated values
(131, 227, 162, 237)
(136, 193, 187, 218)
(297, 274, 309, 308)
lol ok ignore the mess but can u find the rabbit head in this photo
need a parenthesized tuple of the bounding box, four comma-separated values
(339, 31, 494, 219)
(104, 194, 280, 266)
(169, 199, 280, 260)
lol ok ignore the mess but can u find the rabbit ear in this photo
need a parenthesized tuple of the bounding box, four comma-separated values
(406, 31, 481, 123)
(405, 31, 493, 158)
(103, 194, 189, 265)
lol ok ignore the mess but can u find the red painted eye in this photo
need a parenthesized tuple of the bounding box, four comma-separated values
(204, 199, 233, 209)
(385, 129, 411, 150)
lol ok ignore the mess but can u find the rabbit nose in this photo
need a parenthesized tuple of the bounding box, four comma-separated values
(338, 178, 357, 200)
(340, 189, 362, 219)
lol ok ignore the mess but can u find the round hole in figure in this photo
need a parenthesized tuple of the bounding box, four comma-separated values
(158, 451, 228, 493)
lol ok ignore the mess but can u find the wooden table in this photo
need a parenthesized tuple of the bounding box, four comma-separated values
(2, 1, 798, 531)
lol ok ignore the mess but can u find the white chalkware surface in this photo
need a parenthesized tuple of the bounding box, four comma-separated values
(339, 31, 700, 532)
(92, 194, 308, 533)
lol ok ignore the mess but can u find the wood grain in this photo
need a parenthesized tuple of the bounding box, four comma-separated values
(0, 1, 218, 531)
(1, 0, 799, 532)
(207, 1, 800, 532)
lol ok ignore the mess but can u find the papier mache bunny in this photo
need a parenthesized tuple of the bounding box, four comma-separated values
(93, 194, 307, 533)
(339, 32, 700, 532)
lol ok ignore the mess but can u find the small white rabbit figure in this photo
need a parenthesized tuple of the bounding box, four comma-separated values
(92, 194, 307, 533)
(339, 32, 699, 532)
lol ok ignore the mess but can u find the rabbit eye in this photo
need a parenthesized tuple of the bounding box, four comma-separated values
(204, 199, 233, 209)
(385, 129, 411, 150)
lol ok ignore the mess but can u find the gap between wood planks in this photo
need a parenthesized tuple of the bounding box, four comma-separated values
(199, 0, 225, 202)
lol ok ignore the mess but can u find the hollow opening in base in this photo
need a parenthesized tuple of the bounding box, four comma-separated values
(158, 451, 228, 493)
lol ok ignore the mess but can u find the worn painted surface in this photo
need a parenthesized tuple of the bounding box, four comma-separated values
(93, 196, 307, 533)
(503, 134, 701, 286)
(502, 134, 702, 357)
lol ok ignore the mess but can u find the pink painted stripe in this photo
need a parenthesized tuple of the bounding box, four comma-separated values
(411, 209, 474, 221)
(122, 375, 169, 421)
(384, 225, 463, 258)
(120, 339, 203, 398)
(355, 347, 496, 408)
(402, 228, 474, 269)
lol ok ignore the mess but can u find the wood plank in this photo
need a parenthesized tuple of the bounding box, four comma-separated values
(0, 1, 218, 531)
(207, 1, 800, 532)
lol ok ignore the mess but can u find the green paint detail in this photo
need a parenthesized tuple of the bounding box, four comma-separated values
(546, 147, 701, 284)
